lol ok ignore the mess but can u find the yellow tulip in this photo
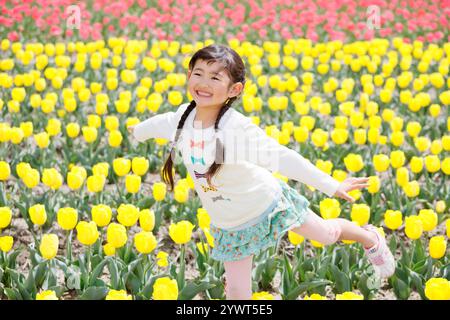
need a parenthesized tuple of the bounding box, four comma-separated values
(405, 216, 423, 240)
(384, 210, 403, 230)
(39, 234, 59, 260)
(36, 290, 58, 300)
(390, 150, 406, 168)
(429, 236, 446, 259)
(117, 203, 140, 227)
(156, 251, 169, 267)
(319, 198, 341, 219)
(424, 155, 441, 173)
(169, 220, 194, 244)
(336, 292, 364, 300)
(152, 277, 178, 300)
(403, 180, 420, 198)
(29, 204, 47, 226)
(22, 168, 40, 188)
(134, 231, 157, 254)
(424, 278, 450, 300)
(0, 207, 12, 228)
(418, 209, 438, 231)
(373, 154, 390, 172)
(86, 174, 105, 193)
(152, 182, 167, 201)
(202, 228, 215, 248)
(34, 132, 50, 148)
(174, 185, 189, 203)
(67, 171, 84, 190)
(76, 221, 99, 246)
(107, 223, 128, 248)
(410, 156, 423, 173)
(82, 126, 97, 143)
(367, 176, 380, 193)
(131, 157, 149, 176)
(108, 130, 122, 147)
(0, 236, 13, 252)
(196, 208, 211, 230)
(91, 204, 112, 227)
(139, 209, 155, 232)
(436, 200, 446, 214)
(92, 162, 109, 177)
(105, 289, 132, 300)
(103, 243, 116, 256)
(42, 168, 63, 190)
(0, 161, 11, 181)
(350, 204, 371, 226)
(304, 293, 327, 300)
(344, 153, 364, 172)
(113, 157, 131, 177)
(125, 174, 141, 194)
(251, 291, 275, 300)
(57, 207, 78, 230)
(288, 230, 304, 245)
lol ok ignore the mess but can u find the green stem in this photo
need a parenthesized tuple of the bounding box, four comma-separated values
(66, 230, 73, 264)
(86, 245, 91, 273)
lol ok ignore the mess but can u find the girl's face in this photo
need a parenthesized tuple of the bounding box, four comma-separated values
(187, 59, 242, 109)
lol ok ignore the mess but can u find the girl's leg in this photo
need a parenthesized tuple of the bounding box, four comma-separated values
(290, 208, 378, 248)
(223, 255, 253, 300)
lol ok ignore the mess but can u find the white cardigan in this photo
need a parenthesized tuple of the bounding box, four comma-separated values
(133, 102, 341, 229)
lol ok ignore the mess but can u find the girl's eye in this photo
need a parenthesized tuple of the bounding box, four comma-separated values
(212, 77, 220, 80)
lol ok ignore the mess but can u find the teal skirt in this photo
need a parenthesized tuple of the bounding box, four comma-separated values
(209, 180, 310, 262)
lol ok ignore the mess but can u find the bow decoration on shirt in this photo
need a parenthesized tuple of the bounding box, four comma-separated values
(211, 195, 231, 202)
(201, 184, 218, 192)
(194, 170, 207, 179)
(190, 140, 205, 149)
(191, 156, 206, 165)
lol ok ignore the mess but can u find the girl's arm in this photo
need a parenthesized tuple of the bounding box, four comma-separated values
(233, 118, 341, 198)
(128, 102, 190, 142)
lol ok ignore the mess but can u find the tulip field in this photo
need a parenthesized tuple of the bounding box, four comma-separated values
(0, 0, 449, 300)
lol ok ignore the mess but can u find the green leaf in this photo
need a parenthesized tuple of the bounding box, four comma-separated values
(288, 280, 332, 300)
(24, 267, 36, 295)
(108, 258, 119, 289)
(34, 261, 48, 287)
(330, 265, 351, 293)
(409, 270, 426, 300)
(4, 288, 21, 300)
(79, 286, 109, 300)
(388, 235, 397, 254)
(179, 280, 216, 300)
(125, 272, 141, 294)
(48, 285, 65, 298)
(140, 274, 167, 299)
(88, 258, 109, 287)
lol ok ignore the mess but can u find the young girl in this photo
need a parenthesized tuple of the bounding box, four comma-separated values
(128, 44, 395, 300)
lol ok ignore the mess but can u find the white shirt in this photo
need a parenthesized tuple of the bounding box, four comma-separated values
(133, 102, 341, 229)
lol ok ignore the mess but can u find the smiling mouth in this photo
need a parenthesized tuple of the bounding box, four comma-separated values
(196, 90, 213, 98)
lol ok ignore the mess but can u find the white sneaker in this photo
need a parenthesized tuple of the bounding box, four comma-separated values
(362, 225, 396, 278)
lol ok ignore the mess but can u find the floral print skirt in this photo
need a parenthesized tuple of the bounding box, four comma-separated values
(209, 180, 310, 262)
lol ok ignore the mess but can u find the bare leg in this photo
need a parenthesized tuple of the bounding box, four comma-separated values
(223, 255, 253, 300)
(290, 208, 378, 248)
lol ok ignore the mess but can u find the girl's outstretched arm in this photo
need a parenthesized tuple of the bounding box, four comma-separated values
(129, 102, 190, 142)
(232, 117, 348, 198)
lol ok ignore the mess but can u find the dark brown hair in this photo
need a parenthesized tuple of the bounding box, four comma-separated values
(161, 44, 246, 191)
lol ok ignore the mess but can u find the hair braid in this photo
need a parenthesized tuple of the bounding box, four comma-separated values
(161, 100, 196, 191)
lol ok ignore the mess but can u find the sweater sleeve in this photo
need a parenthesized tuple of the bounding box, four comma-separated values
(230, 117, 341, 198)
(132, 102, 190, 142)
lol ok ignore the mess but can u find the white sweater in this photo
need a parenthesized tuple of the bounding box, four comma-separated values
(132, 102, 341, 229)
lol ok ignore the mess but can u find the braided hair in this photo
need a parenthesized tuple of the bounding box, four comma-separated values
(161, 44, 246, 191)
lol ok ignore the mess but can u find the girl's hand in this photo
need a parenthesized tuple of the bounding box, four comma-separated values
(333, 177, 370, 203)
